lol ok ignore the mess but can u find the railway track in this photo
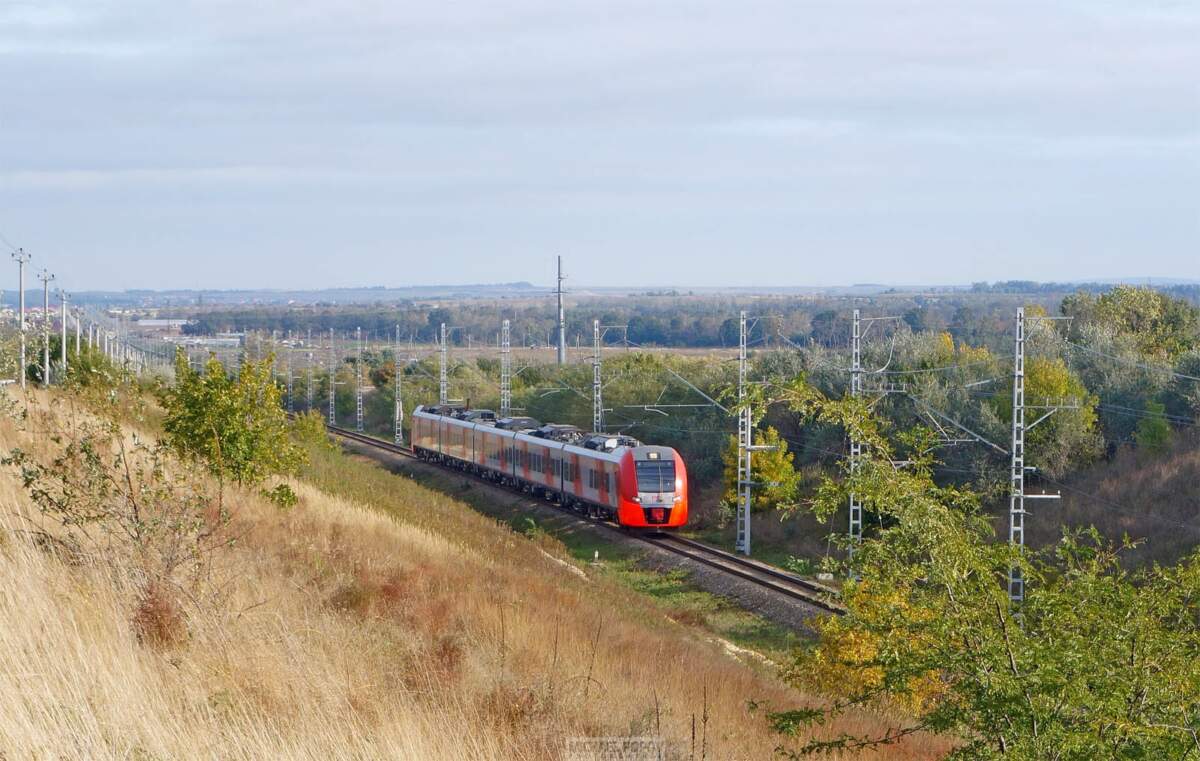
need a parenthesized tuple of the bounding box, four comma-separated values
(324, 424, 844, 614)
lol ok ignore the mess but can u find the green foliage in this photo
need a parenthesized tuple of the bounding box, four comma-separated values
(291, 409, 334, 452)
(1, 396, 237, 635)
(1134, 400, 1173, 455)
(990, 357, 1102, 478)
(767, 387, 1200, 760)
(261, 482, 299, 509)
(1064, 285, 1200, 359)
(161, 350, 304, 485)
(720, 426, 801, 513)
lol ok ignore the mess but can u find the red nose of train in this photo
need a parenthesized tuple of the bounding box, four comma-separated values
(616, 448, 688, 528)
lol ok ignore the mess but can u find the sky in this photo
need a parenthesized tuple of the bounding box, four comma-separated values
(0, 0, 1197, 292)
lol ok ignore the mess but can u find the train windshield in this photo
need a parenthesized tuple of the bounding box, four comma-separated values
(635, 460, 676, 492)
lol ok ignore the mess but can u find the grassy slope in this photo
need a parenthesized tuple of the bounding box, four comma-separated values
(0, 391, 945, 760)
(320, 443, 803, 660)
(1022, 430, 1200, 566)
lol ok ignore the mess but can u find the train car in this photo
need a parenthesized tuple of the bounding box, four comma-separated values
(411, 405, 688, 529)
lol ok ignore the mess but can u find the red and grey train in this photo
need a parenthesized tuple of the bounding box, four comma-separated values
(411, 405, 688, 529)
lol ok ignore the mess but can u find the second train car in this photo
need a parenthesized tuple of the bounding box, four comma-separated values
(411, 405, 688, 528)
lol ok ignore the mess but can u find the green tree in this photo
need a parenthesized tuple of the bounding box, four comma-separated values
(1134, 400, 1173, 455)
(721, 425, 802, 513)
(762, 382, 1200, 759)
(990, 357, 1102, 478)
(1064, 286, 1200, 359)
(161, 350, 304, 487)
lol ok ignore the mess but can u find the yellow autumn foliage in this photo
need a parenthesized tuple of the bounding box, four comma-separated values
(798, 583, 946, 714)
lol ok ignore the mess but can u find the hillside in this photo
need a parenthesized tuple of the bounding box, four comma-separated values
(1023, 430, 1200, 566)
(0, 388, 944, 760)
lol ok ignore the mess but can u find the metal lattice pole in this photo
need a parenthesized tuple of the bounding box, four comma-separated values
(736, 310, 752, 555)
(439, 322, 448, 404)
(12, 250, 29, 388)
(592, 319, 603, 432)
(306, 350, 314, 411)
(355, 328, 364, 431)
(556, 256, 566, 364)
(285, 342, 294, 415)
(848, 308, 864, 563)
(1008, 307, 1027, 603)
(394, 324, 404, 445)
(500, 319, 512, 418)
(328, 328, 336, 426)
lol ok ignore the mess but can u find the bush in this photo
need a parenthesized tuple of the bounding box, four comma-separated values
(160, 350, 304, 486)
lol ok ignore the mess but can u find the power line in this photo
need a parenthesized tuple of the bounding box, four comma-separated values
(1036, 473, 1200, 535)
(1064, 340, 1200, 383)
(1095, 402, 1198, 427)
(876, 359, 997, 376)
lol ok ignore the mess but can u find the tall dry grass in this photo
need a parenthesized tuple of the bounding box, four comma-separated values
(1023, 429, 1200, 566)
(0, 390, 945, 760)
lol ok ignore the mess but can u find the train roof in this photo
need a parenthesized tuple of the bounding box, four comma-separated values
(415, 405, 667, 458)
(495, 416, 541, 431)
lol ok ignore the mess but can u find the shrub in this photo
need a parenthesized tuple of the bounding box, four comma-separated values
(160, 350, 304, 486)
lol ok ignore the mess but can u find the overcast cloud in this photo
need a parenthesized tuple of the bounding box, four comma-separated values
(0, 0, 1197, 291)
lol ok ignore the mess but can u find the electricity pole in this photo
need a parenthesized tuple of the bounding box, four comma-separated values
(1006, 307, 1070, 603)
(306, 328, 314, 412)
(306, 349, 314, 411)
(439, 322, 449, 404)
(555, 255, 566, 365)
(393, 324, 403, 445)
(1008, 307, 1026, 603)
(58, 290, 67, 378)
(328, 328, 336, 426)
(736, 311, 753, 555)
(285, 342, 294, 415)
(38, 270, 54, 387)
(849, 308, 864, 559)
(11, 249, 29, 387)
(355, 327, 364, 432)
(593, 319, 603, 432)
(500, 319, 512, 418)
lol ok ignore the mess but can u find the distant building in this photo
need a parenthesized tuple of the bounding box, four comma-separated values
(135, 319, 194, 332)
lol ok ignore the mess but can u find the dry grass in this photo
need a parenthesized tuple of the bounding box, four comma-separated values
(1022, 430, 1200, 566)
(0, 389, 946, 760)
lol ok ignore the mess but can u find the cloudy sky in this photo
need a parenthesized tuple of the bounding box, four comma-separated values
(1, 1, 1196, 291)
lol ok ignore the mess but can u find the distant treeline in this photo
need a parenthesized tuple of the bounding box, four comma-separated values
(972, 281, 1200, 301)
(175, 284, 1197, 350)
(180, 292, 1054, 350)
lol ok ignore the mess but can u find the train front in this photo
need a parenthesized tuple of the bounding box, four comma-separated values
(617, 446, 688, 528)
